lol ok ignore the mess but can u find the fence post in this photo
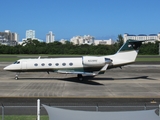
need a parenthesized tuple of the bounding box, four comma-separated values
(2, 104, 4, 120)
(37, 99, 40, 120)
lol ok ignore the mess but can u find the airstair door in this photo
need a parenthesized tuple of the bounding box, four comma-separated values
(21, 61, 27, 70)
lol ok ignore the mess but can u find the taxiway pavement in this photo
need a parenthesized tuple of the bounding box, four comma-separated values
(0, 62, 160, 98)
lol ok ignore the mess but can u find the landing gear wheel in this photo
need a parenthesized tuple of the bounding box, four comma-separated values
(77, 74, 83, 81)
(15, 73, 19, 80)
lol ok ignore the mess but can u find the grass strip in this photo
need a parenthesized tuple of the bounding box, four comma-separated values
(0, 115, 48, 120)
(136, 57, 160, 62)
(0, 55, 160, 62)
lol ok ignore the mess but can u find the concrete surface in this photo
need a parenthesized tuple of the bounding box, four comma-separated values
(0, 63, 160, 98)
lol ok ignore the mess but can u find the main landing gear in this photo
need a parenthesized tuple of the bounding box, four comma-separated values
(77, 74, 83, 81)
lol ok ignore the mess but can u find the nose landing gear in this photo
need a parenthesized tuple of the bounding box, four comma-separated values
(15, 72, 20, 80)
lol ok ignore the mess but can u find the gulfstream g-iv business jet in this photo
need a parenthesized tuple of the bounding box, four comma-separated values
(4, 39, 143, 80)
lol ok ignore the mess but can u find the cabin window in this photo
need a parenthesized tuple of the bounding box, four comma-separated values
(41, 63, 45, 66)
(55, 63, 59, 66)
(48, 63, 52, 66)
(14, 61, 20, 64)
(69, 63, 73, 66)
(62, 63, 66, 66)
(34, 63, 38, 66)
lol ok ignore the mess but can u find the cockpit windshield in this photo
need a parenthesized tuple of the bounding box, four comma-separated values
(13, 61, 20, 64)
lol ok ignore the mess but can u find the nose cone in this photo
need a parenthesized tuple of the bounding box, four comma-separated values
(3, 66, 10, 71)
(3, 64, 21, 72)
(3, 65, 14, 71)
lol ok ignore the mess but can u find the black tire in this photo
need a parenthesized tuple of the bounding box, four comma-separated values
(77, 74, 83, 81)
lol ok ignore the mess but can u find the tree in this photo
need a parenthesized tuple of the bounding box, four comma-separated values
(117, 34, 124, 49)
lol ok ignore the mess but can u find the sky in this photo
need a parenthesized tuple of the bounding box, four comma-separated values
(0, 0, 160, 41)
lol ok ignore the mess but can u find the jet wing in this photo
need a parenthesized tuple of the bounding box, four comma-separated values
(57, 70, 97, 76)
(56, 63, 109, 76)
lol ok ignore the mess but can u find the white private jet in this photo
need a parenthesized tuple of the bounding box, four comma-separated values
(3, 39, 143, 80)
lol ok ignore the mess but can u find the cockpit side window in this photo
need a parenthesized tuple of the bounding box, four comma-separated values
(13, 61, 20, 64)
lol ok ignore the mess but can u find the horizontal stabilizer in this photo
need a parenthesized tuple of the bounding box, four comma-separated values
(96, 63, 109, 75)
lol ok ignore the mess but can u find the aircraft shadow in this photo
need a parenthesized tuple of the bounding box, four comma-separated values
(58, 77, 104, 85)
(19, 77, 104, 86)
(92, 76, 157, 81)
(18, 75, 156, 86)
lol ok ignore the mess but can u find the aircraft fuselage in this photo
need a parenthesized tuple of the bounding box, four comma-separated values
(4, 57, 108, 73)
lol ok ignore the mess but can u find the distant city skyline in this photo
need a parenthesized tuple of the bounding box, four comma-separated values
(0, 0, 160, 40)
(1, 29, 160, 46)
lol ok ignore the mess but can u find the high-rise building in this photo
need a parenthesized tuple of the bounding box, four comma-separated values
(26, 30, 35, 39)
(46, 31, 55, 43)
(22, 29, 43, 43)
(14, 33, 19, 42)
(0, 30, 18, 46)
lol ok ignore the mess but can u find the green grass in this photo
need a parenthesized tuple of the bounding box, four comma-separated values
(0, 115, 49, 120)
(0, 54, 81, 62)
(136, 57, 160, 62)
(0, 57, 19, 62)
(0, 54, 47, 62)
(0, 54, 160, 62)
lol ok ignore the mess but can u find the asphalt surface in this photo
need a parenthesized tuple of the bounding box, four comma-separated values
(0, 62, 160, 115)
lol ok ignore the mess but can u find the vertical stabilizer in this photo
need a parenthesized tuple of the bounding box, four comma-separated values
(117, 39, 142, 53)
(107, 39, 143, 67)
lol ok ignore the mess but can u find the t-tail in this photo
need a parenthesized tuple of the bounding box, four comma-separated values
(106, 39, 143, 68)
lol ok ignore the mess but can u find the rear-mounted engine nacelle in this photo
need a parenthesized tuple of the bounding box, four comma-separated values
(82, 56, 112, 66)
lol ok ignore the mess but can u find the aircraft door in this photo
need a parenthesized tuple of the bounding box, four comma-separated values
(21, 61, 27, 70)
